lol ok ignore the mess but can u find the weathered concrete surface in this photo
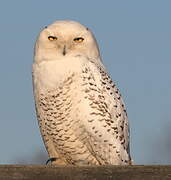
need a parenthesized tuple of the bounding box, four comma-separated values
(0, 165, 171, 180)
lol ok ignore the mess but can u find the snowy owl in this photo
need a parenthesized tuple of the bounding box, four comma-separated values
(32, 20, 132, 165)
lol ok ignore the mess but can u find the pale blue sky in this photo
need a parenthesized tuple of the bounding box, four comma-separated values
(0, 0, 171, 164)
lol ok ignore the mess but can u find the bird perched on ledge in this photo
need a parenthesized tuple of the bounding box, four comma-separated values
(32, 20, 132, 165)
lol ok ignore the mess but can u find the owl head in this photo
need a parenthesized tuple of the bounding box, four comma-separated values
(34, 20, 100, 63)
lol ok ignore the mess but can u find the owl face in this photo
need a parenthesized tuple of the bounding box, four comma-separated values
(34, 20, 100, 63)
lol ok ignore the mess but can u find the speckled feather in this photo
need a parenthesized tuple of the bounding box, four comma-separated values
(32, 20, 132, 165)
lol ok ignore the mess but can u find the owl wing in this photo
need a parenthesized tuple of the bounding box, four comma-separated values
(78, 60, 131, 164)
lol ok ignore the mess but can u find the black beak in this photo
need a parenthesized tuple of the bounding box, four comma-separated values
(62, 45, 66, 56)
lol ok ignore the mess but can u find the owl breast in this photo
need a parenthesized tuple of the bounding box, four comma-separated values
(33, 55, 89, 91)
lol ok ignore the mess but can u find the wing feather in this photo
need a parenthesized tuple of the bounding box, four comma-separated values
(77, 60, 131, 164)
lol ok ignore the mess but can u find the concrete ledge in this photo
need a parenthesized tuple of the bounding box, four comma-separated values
(0, 165, 171, 180)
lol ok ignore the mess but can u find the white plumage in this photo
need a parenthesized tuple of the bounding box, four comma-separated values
(32, 20, 132, 165)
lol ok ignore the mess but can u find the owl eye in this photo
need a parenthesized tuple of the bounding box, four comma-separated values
(48, 36, 57, 41)
(73, 37, 84, 43)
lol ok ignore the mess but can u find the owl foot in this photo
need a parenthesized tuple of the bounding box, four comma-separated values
(46, 157, 68, 165)
(46, 157, 58, 165)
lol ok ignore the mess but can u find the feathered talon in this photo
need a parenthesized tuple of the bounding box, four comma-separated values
(46, 157, 58, 165)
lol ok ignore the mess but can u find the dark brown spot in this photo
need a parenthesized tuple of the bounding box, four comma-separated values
(109, 80, 113, 84)
(107, 122, 111, 126)
(119, 135, 124, 141)
(120, 126, 124, 131)
(85, 89, 90, 93)
(121, 140, 125, 145)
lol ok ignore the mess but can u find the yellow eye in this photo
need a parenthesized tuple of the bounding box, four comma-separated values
(73, 37, 84, 43)
(48, 36, 57, 41)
